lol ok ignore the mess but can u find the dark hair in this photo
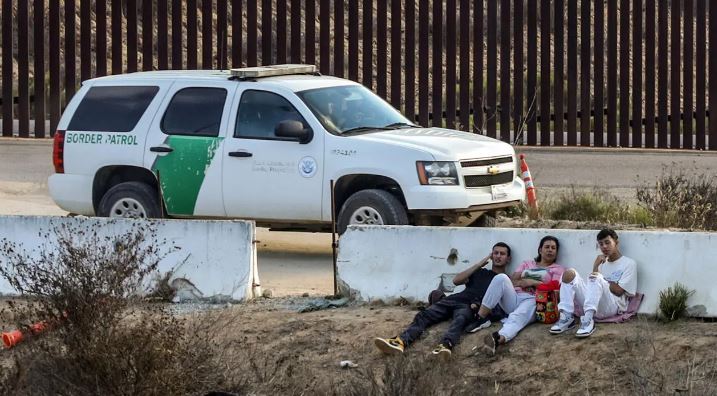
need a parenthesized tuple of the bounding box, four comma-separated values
(597, 228, 619, 241)
(534, 235, 560, 262)
(492, 242, 511, 257)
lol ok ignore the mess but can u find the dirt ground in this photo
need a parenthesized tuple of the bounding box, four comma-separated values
(218, 297, 717, 395)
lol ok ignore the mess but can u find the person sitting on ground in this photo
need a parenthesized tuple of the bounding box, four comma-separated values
(549, 228, 637, 337)
(373, 242, 512, 360)
(471, 236, 566, 356)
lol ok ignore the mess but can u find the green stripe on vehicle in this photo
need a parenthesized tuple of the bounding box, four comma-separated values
(152, 136, 224, 215)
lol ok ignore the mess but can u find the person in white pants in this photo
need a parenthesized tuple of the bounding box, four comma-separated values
(470, 236, 567, 355)
(549, 229, 637, 337)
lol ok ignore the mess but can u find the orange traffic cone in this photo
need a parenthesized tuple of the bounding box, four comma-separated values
(2, 321, 49, 349)
(519, 154, 539, 219)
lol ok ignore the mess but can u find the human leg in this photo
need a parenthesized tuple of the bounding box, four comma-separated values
(477, 274, 519, 317)
(483, 295, 536, 356)
(497, 293, 537, 342)
(398, 299, 455, 345)
(584, 273, 621, 318)
(577, 274, 619, 337)
(441, 306, 473, 347)
(375, 298, 455, 355)
(551, 270, 587, 334)
(557, 269, 587, 315)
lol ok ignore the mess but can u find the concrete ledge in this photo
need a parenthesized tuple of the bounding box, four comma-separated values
(337, 226, 717, 317)
(0, 216, 259, 302)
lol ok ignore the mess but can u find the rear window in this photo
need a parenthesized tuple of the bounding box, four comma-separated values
(67, 86, 159, 132)
(161, 87, 227, 137)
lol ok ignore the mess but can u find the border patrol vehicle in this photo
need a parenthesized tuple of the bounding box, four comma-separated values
(49, 65, 525, 233)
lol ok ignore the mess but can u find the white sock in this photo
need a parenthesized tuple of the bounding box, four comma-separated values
(584, 310, 595, 321)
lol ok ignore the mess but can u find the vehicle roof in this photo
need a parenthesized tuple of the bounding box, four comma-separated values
(86, 70, 359, 92)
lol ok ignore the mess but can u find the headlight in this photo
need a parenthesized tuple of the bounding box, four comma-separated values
(416, 161, 459, 185)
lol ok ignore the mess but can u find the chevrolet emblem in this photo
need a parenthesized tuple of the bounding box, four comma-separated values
(487, 165, 500, 175)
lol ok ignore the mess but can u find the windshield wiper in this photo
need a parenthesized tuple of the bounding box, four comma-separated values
(341, 123, 419, 135)
(340, 126, 394, 135)
(383, 122, 419, 129)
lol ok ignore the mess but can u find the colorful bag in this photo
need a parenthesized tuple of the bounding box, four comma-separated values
(535, 280, 560, 324)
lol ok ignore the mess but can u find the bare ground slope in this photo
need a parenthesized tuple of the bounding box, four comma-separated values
(219, 298, 717, 395)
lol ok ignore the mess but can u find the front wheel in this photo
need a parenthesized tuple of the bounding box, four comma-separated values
(337, 189, 408, 234)
(97, 181, 162, 219)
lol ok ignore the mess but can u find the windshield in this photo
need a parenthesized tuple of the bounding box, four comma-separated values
(297, 85, 416, 135)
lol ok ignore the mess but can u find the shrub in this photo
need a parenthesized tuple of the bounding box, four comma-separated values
(658, 282, 695, 322)
(501, 202, 528, 218)
(544, 187, 653, 225)
(332, 356, 489, 396)
(0, 221, 244, 395)
(636, 168, 717, 230)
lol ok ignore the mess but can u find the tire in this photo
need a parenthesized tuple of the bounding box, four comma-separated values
(472, 212, 497, 228)
(337, 189, 409, 234)
(97, 181, 162, 219)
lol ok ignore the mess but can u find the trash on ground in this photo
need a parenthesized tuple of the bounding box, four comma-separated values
(296, 297, 350, 313)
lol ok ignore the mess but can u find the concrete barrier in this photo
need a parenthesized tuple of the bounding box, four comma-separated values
(337, 226, 717, 317)
(0, 216, 259, 302)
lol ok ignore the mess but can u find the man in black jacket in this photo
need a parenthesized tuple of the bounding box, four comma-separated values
(373, 242, 511, 360)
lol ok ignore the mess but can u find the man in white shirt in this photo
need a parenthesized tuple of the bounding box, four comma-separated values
(549, 229, 637, 337)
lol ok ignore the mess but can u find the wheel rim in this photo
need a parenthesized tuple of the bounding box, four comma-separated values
(109, 198, 148, 218)
(349, 206, 384, 225)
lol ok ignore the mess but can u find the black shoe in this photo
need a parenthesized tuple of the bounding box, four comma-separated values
(431, 343, 452, 361)
(464, 316, 492, 333)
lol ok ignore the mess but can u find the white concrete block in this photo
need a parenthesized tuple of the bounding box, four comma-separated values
(0, 216, 258, 302)
(337, 225, 717, 317)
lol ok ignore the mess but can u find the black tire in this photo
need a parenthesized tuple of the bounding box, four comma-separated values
(337, 189, 409, 234)
(472, 212, 497, 228)
(97, 181, 162, 219)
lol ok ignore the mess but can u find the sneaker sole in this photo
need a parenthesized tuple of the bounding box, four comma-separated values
(549, 323, 576, 335)
(482, 344, 496, 356)
(374, 338, 403, 355)
(575, 328, 595, 338)
(482, 335, 497, 356)
(467, 320, 492, 334)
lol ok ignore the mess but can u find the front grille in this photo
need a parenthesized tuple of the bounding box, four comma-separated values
(464, 171, 514, 188)
(460, 156, 513, 168)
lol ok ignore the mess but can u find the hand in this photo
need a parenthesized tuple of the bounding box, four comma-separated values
(593, 255, 606, 267)
(593, 255, 606, 272)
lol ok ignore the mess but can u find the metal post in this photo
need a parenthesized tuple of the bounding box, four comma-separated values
(330, 179, 338, 296)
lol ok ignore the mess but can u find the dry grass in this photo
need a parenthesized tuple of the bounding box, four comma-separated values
(637, 167, 717, 231)
(543, 186, 653, 225)
(0, 222, 245, 395)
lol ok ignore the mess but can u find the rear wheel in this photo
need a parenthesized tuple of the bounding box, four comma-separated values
(472, 212, 497, 227)
(98, 181, 162, 219)
(337, 189, 408, 234)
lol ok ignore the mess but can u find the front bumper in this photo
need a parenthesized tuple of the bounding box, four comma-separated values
(404, 176, 525, 211)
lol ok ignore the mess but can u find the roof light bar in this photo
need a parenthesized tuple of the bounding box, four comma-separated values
(230, 64, 317, 78)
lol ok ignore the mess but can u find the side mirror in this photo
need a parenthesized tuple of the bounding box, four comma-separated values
(275, 120, 313, 144)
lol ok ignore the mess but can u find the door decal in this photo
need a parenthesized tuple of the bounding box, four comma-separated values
(152, 135, 224, 215)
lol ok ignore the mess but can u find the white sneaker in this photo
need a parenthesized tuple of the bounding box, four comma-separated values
(575, 316, 595, 338)
(549, 312, 576, 334)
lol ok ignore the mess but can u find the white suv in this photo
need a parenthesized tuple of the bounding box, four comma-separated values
(49, 65, 524, 233)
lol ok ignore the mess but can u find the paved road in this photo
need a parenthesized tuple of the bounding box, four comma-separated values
(2, 138, 716, 295)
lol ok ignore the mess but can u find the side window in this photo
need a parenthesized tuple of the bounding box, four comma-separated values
(161, 87, 227, 137)
(68, 86, 159, 132)
(235, 90, 308, 139)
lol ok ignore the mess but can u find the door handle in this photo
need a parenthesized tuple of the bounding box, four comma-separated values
(149, 146, 174, 153)
(228, 151, 253, 158)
